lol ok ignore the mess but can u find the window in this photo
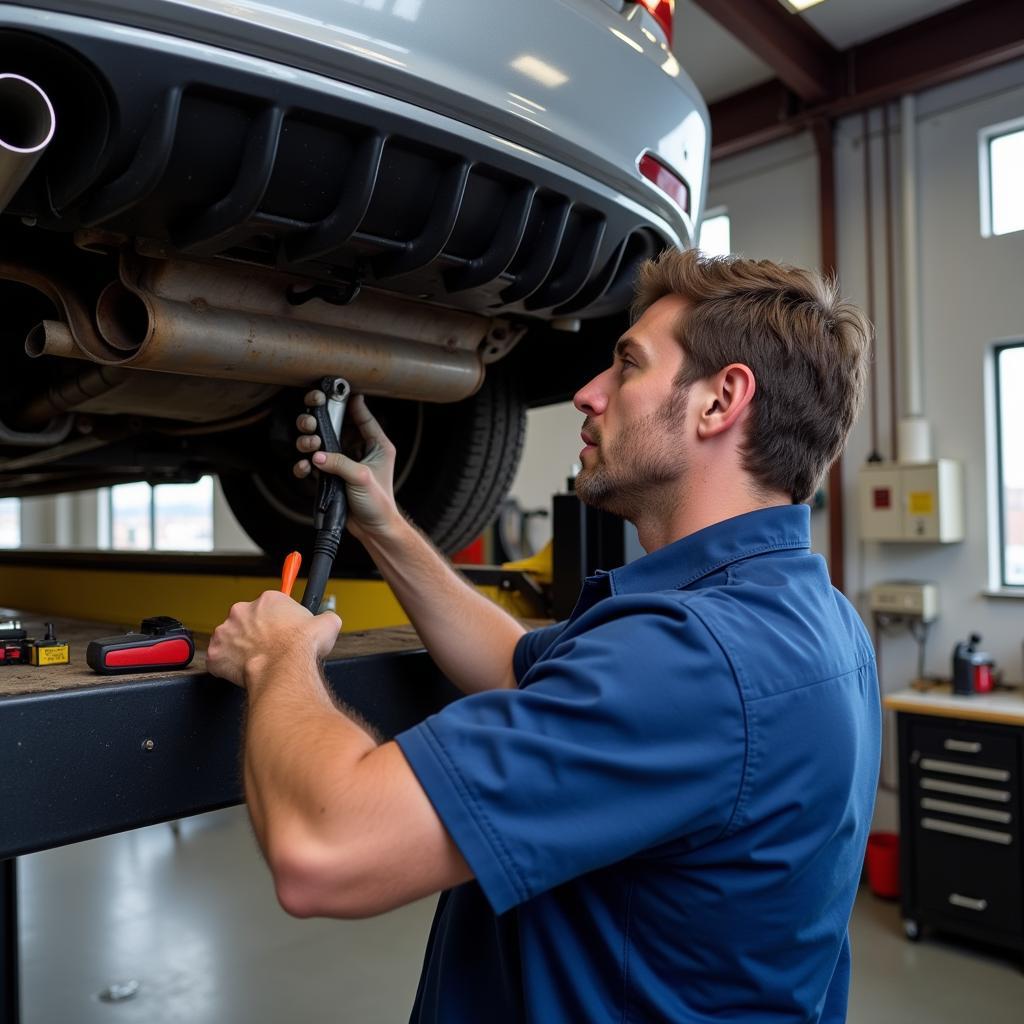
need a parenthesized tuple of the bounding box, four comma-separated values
(0, 498, 19, 548)
(994, 342, 1024, 587)
(980, 119, 1024, 237)
(107, 477, 214, 551)
(699, 210, 730, 257)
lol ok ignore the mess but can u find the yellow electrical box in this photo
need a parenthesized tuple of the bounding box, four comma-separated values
(858, 460, 964, 543)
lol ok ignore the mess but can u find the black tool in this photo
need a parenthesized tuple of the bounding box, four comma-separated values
(302, 377, 351, 613)
(87, 615, 195, 675)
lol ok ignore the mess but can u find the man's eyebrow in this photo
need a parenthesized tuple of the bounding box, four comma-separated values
(614, 336, 645, 359)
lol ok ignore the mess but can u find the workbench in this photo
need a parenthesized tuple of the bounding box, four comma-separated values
(0, 607, 461, 1024)
(884, 686, 1024, 965)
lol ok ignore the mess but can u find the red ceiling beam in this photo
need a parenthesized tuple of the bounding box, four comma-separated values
(694, 0, 841, 102)
(709, 0, 1024, 160)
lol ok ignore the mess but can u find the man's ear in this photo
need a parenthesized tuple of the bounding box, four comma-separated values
(695, 363, 756, 440)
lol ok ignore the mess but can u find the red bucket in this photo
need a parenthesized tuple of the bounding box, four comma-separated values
(865, 832, 900, 900)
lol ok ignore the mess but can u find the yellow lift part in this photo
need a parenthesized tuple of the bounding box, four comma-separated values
(0, 564, 539, 636)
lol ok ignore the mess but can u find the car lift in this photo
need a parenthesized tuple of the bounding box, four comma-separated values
(0, 496, 628, 1023)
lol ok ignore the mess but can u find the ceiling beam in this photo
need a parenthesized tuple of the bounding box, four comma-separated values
(709, 0, 1024, 160)
(694, 0, 841, 102)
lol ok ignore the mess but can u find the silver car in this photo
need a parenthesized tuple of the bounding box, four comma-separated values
(0, 0, 708, 564)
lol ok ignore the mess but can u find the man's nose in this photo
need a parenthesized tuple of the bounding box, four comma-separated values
(573, 368, 610, 416)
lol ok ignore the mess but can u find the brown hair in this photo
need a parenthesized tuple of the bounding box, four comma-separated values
(633, 248, 871, 503)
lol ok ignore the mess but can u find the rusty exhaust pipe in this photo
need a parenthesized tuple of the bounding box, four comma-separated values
(26, 256, 510, 403)
(0, 73, 56, 213)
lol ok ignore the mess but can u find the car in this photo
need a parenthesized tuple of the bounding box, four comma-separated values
(0, 0, 708, 566)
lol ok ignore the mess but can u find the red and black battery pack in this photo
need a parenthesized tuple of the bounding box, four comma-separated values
(0, 620, 29, 665)
(87, 616, 195, 675)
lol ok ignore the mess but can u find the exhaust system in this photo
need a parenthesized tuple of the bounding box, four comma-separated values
(26, 255, 520, 404)
(0, 73, 56, 213)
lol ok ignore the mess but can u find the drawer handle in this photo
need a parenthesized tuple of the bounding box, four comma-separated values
(919, 758, 1010, 782)
(948, 893, 988, 912)
(922, 817, 1012, 845)
(944, 739, 982, 754)
(920, 778, 1011, 802)
(920, 798, 1012, 824)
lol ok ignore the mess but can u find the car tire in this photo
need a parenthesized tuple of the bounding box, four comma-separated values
(219, 360, 526, 571)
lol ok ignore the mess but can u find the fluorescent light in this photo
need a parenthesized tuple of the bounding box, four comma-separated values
(781, 0, 828, 11)
(510, 55, 569, 88)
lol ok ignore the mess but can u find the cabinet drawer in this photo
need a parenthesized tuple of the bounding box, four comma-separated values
(914, 829, 1022, 933)
(910, 722, 1018, 771)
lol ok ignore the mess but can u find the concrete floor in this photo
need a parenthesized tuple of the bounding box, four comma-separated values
(16, 807, 1022, 1022)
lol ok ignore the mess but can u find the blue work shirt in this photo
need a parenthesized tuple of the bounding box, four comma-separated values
(396, 504, 881, 1023)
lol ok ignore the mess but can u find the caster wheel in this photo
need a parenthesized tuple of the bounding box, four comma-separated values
(903, 919, 920, 941)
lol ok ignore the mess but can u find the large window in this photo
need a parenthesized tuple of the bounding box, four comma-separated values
(107, 477, 214, 551)
(0, 498, 19, 548)
(980, 119, 1024, 237)
(699, 209, 731, 257)
(994, 342, 1024, 587)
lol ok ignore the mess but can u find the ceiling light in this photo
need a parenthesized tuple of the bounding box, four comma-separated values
(781, 0, 829, 11)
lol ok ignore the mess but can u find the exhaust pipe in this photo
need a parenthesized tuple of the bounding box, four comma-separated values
(0, 73, 56, 213)
(26, 256, 514, 404)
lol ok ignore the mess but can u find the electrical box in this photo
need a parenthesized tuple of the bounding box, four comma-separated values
(858, 460, 964, 543)
(869, 581, 939, 623)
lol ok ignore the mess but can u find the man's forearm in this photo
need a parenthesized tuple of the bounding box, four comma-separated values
(243, 651, 377, 861)
(360, 516, 525, 694)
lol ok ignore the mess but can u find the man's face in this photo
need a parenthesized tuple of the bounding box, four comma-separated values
(572, 295, 691, 521)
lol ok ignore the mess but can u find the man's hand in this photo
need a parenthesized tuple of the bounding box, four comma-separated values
(294, 392, 401, 540)
(207, 590, 341, 690)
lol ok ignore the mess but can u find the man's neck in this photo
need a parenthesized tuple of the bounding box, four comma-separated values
(633, 481, 791, 554)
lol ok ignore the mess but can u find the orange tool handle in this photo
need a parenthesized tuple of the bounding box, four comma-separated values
(280, 551, 302, 597)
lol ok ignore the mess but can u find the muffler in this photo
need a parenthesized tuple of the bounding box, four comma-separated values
(0, 73, 56, 213)
(26, 255, 518, 404)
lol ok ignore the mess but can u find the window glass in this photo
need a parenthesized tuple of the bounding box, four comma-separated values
(110, 481, 152, 550)
(0, 498, 19, 548)
(154, 476, 214, 551)
(989, 128, 1024, 236)
(997, 344, 1024, 586)
(699, 212, 730, 257)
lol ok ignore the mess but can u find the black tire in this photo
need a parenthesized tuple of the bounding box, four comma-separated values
(219, 361, 526, 570)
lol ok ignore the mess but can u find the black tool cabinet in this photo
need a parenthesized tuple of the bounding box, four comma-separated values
(896, 710, 1024, 961)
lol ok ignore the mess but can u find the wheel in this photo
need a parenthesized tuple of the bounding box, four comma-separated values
(903, 919, 921, 941)
(219, 360, 526, 571)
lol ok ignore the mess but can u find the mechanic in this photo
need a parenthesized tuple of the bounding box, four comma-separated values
(207, 248, 881, 1023)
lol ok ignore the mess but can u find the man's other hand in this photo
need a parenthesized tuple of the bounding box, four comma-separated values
(207, 590, 341, 689)
(293, 392, 401, 541)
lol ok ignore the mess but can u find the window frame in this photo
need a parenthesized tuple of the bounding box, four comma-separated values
(991, 339, 1024, 590)
(979, 115, 1024, 238)
(105, 477, 214, 552)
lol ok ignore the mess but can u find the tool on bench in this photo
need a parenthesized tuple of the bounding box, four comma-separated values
(280, 550, 302, 597)
(30, 622, 70, 666)
(0, 618, 29, 664)
(301, 377, 351, 613)
(87, 615, 195, 675)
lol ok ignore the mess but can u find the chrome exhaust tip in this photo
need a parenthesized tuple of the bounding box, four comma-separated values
(0, 72, 57, 213)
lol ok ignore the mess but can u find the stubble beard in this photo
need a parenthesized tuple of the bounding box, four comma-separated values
(575, 389, 689, 522)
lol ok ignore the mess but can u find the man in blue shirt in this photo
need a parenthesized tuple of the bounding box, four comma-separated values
(208, 249, 880, 1022)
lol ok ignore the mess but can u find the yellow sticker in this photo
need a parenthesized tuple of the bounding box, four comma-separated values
(33, 644, 70, 666)
(908, 491, 934, 516)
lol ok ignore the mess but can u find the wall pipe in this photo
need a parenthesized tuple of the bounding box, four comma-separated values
(900, 93, 924, 422)
(882, 102, 899, 461)
(862, 109, 880, 461)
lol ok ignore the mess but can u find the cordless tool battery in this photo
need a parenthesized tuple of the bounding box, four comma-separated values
(87, 616, 195, 675)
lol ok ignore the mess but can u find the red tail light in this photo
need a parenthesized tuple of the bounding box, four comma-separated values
(639, 152, 690, 214)
(637, 0, 675, 46)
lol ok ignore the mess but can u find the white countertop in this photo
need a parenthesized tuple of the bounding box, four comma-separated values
(884, 685, 1024, 726)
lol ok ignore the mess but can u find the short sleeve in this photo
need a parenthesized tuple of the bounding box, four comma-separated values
(395, 596, 746, 915)
(512, 620, 567, 683)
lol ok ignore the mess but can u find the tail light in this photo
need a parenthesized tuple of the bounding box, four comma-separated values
(638, 152, 690, 214)
(636, 0, 675, 46)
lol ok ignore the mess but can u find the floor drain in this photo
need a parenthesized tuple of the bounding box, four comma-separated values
(98, 980, 140, 1003)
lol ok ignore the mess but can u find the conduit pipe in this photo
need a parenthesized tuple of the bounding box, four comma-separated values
(0, 73, 56, 213)
(898, 93, 931, 464)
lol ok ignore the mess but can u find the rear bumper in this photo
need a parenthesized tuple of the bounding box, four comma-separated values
(0, 3, 708, 319)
